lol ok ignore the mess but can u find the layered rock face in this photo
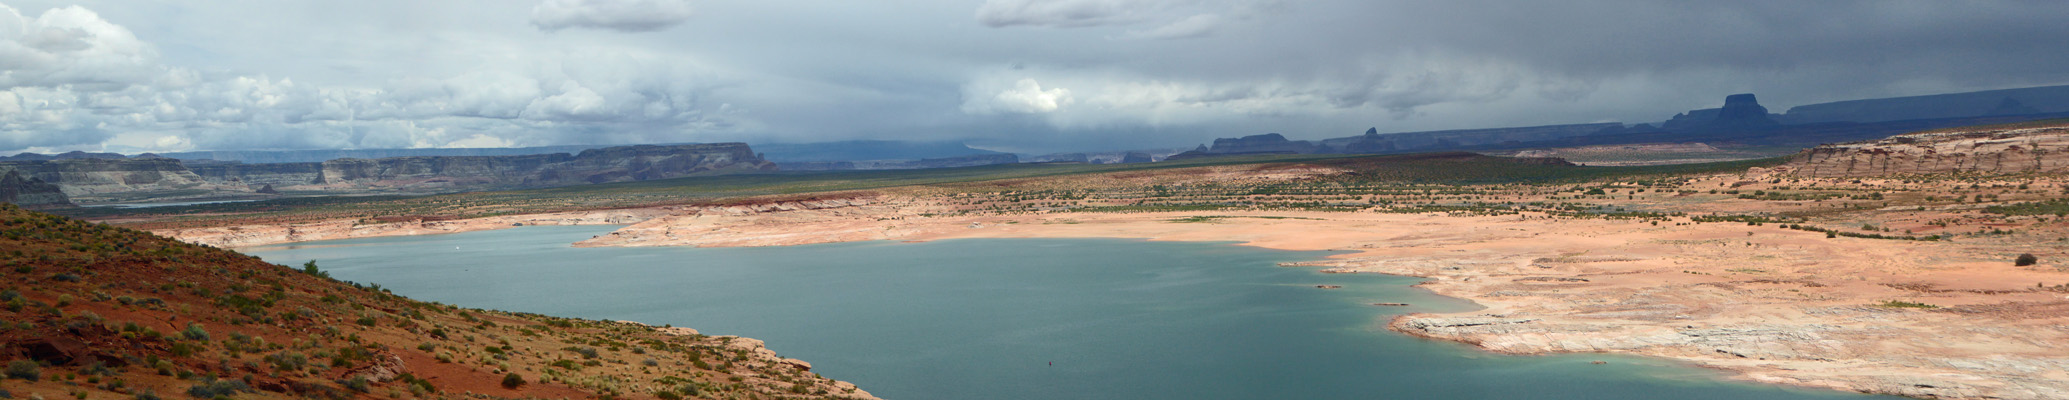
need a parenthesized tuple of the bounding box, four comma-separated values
(185, 161, 325, 188)
(0, 158, 228, 197)
(0, 170, 72, 208)
(1785, 124, 2069, 177)
(1, 143, 775, 199)
(314, 143, 776, 189)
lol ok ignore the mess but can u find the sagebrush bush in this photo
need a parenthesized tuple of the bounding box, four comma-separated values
(5, 359, 40, 381)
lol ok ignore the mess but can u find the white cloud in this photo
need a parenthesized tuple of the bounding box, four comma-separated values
(0, 2, 746, 154)
(444, 133, 516, 148)
(962, 78, 1072, 114)
(0, 4, 163, 91)
(531, 0, 695, 32)
(522, 81, 613, 120)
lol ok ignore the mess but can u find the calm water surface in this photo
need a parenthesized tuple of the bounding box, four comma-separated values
(244, 226, 1892, 400)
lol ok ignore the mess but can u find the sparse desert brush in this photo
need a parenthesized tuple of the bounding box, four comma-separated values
(2016, 253, 2039, 266)
(5, 359, 41, 381)
(1879, 300, 1939, 309)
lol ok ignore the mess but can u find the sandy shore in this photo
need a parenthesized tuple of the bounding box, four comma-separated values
(568, 200, 2069, 400)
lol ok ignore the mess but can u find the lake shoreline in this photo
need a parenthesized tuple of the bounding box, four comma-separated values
(185, 196, 2069, 399)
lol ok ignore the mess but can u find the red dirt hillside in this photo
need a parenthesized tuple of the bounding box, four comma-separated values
(0, 203, 875, 400)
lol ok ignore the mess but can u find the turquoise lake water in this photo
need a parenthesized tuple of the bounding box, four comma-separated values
(242, 225, 1893, 400)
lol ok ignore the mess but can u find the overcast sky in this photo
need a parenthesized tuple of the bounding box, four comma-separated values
(3, 0, 2068, 155)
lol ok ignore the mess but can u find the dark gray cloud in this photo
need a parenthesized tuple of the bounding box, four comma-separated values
(531, 0, 694, 32)
(2, 0, 2068, 155)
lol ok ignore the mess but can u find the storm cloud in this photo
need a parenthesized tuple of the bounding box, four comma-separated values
(2, 0, 2067, 155)
(531, 0, 695, 32)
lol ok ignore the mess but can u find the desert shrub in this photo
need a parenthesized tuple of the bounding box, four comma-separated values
(2016, 253, 2039, 266)
(500, 373, 525, 389)
(1879, 300, 1939, 309)
(184, 378, 250, 398)
(169, 342, 199, 358)
(132, 391, 161, 400)
(5, 359, 40, 381)
(77, 361, 113, 377)
(655, 391, 682, 400)
(266, 352, 308, 371)
(180, 324, 209, 341)
(338, 376, 370, 393)
(394, 373, 436, 394)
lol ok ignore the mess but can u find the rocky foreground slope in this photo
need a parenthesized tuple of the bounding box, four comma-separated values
(0, 204, 873, 400)
(1785, 122, 2069, 177)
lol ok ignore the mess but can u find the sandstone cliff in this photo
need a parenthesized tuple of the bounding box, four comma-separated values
(312, 143, 774, 190)
(185, 161, 326, 188)
(0, 170, 72, 208)
(1784, 123, 2069, 177)
(0, 158, 233, 198)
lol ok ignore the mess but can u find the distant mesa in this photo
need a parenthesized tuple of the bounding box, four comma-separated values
(1, 143, 777, 201)
(1987, 97, 2043, 116)
(1028, 153, 1089, 163)
(1027, 150, 1176, 164)
(1167, 85, 2069, 163)
(1211, 133, 1320, 155)
(1778, 84, 2069, 124)
(1171, 122, 1630, 160)
(778, 153, 1019, 171)
(1661, 93, 1781, 133)
(0, 150, 129, 162)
